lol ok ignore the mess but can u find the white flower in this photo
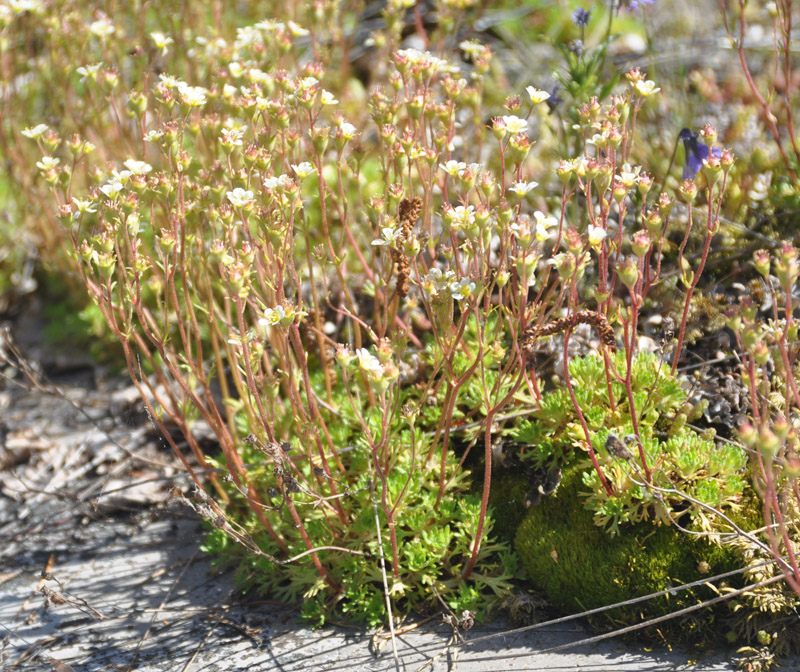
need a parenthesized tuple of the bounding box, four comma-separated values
(235, 26, 263, 49)
(72, 197, 97, 214)
(99, 181, 124, 199)
(618, 164, 641, 188)
(291, 162, 317, 179)
(90, 18, 115, 38)
(123, 159, 153, 175)
(508, 180, 539, 197)
(76, 62, 103, 82)
(226, 188, 254, 208)
(533, 211, 557, 242)
(500, 115, 528, 134)
(286, 20, 310, 37)
(356, 348, 383, 375)
(263, 174, 291, 190)
(458, 39, 485, 59)
(228, 61, 245, 78)
(587, 225, 607, 247)
(158, 73, 185, 89)
(36, 156, 60, 171)
(439, 160, 467, 177)
(299, 76, 319, 90)
(526, 86, 551, 105)
(510, 219, 532, 244)
(449, 277, 476, 301)
(144, 130, 165, 142)
(8, 0, 44, 14)
(111, 169, 133, 183)
(339, 122, 357, 139)
(587, 131, 609, 147)
(633, 80, 660, 97)
(178, 84, 208, 107)
(396, 48, 456, 74)
(372, 226, 402, 247)
(259, 305, 286, 327)
(21, 124, 49, 139)
(319, 90, 338, 105)
(150, 32, 173, 56)
(220, 127, 245, 147)
(255, 19, 285, 33)
(449, 205, 476, 229)
(248, 68, 270, 84)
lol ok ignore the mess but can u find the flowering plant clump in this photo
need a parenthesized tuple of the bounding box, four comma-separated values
(4, 0, 800, 663)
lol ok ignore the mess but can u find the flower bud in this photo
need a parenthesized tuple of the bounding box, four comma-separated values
(632, 230, 651, 258)
(758, 426, 780, 460)
(679, 179, 698, 203)
(644, 210, 662, 235)
(753, 249, 770, 278)
(618, 257, 639, 290)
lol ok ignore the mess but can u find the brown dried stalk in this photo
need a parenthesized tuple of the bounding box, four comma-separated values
(520, 309, 616, 359)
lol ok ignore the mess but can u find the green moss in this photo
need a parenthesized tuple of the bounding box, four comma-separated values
(514, 467, 741, 629)
(486, 469, 531, 543)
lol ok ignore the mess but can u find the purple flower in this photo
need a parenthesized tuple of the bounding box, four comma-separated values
(572, 7, 591, 27)
(680, 128, 722, 179)
(617, 0, 655, 9)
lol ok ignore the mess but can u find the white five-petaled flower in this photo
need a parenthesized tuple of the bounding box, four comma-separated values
(178, 84, 208, 107)
(220, 127, 245, 147)
(633, 80, 660, 97)
(259, 305, 286, 328)
(299, 76, 319, 90)
(319, 90, 338, 105)
(618, 164, 641, 188)
(286, 20, 310, 37)
(458, 40, 485, 59)
(76, 62, 103, 82)
(158, 73, 185, 89)
(526, 86, 551, 105)
(587, 225, 607, 247)
(144, 130, 165, 142)
(111, 169, 133, 183)
(235, 26, 263, 49)
(439, 160, 467, 177)
(21, 124, 49, 140)
(89, 18, 115, 38)
(226, 188, 254, 209)
(499, 115, 528, 134)
(263, 174, 291, 190)
(448, 205, 476, 229)
(338, 122, 357, 139)
(396, 48, 456, 74)
(36, 156, 60, 171)
(533, 211, 558, 242)
(291, 162, 317, 179)
(356, 348, 383, 375)
(228, 61, 245, 78)
(72, 197, 97, 215)
(449, 277, 476, 301)
(150, 32, 173, 56)
(372, 226, 402, 247)
(123, 159, 153, 175)
(99, 181, 124, 199)
(508, 181, 539, 197)
(7, 0, 43, 14)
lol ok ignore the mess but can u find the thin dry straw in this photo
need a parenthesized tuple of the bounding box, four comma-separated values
(297, 556, 782, 671)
